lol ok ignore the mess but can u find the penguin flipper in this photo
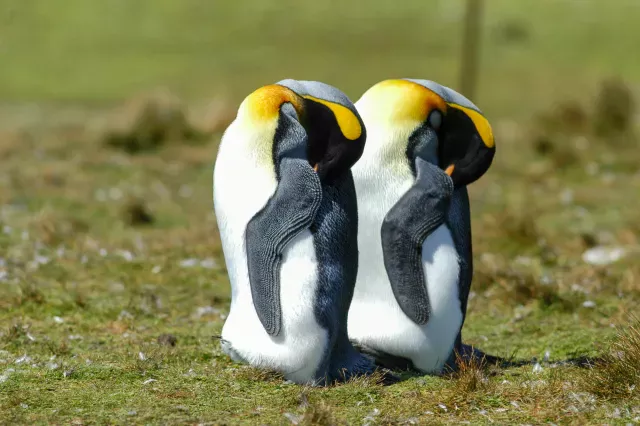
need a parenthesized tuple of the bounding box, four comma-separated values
(245, 157, 322, 336)
(381, 158, 454, 325)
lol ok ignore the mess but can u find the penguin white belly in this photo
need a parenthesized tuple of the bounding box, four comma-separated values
(349, 166, 462, 373)
(213, 123, 328, 383)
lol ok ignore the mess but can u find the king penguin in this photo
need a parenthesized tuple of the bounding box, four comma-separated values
(348, 79, 496, 374)
(213, 79, 375, 385)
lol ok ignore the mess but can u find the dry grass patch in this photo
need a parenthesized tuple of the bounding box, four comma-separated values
(584, 315, 640, 400)
(102, 90, 206, 154)
(593, 78, 636, 138)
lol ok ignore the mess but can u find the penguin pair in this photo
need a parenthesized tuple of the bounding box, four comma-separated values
(213, 78, 495, 385)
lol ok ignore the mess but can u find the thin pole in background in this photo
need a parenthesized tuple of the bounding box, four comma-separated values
(459, 0, 484, 102)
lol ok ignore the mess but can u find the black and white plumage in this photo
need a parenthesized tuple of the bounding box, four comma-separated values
(348, 78, 496, 374)
(213, 79, 374, 385)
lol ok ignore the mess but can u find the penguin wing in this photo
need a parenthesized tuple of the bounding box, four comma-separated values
(446, 187, 473, 323)
(245, 157, 322, 336)
(445, 187, 473, 355)
(380, 158, 454, 325)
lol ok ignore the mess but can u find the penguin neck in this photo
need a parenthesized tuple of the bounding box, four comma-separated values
(353, 122, 416, 181)
(227, 114, 279, 176)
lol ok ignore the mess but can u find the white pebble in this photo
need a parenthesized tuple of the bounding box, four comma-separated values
(200, 258, 217, 269)
(582, 246, 626, 266)
(34, 255, 50, 265)
(180, 258, 198, 268)
(118, 310, 134, 320)
(0, 368, 15, 383)
(283, 413, 302, 425)
(118, 250, 134, 262)
(15, 354, 32, 364)
(109, 187, 123, 200)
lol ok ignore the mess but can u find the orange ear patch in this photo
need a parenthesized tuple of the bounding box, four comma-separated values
(244, 84, 304, 121)
(361, 79, 447, 123)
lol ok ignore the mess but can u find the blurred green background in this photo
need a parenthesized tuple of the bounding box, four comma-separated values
(1, 0, 639, 117)
(1, 1, 639, 424)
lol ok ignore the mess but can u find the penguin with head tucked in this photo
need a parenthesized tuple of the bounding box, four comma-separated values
(348, 78, 496, 374)
(213, 79, 375, 385)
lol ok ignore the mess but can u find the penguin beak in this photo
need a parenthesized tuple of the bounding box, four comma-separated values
(438, 104, 495, 187)
(299, 96, 365, 183)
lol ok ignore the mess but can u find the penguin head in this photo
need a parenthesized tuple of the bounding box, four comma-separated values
(355, 78, 495, 187)
(236, 80, 366, 183)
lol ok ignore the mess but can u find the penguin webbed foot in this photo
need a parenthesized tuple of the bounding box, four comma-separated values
(352, 341, 416, 373)
(443, 343, 515, 374)
(321, 362, 400, 387)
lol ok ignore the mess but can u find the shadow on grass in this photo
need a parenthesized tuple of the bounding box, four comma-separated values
(354, 341, 603, 385)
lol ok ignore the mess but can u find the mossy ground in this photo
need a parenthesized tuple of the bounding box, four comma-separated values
(1, 1, 640, 424)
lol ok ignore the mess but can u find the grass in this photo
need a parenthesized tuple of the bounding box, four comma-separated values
(1, 1, 640, 118)
(1, 0, 640, 424)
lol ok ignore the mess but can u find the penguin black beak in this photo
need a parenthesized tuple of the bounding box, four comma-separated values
(438, 104, 495, 188)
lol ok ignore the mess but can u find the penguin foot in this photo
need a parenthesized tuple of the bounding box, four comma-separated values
(325, 352, 378, 384)
(459, 344, 508, 367)
(323, 364, 400, 386)
(352, 341, 416, 372)
(441, 344, 510, 375)
(376, 367, 402, 385)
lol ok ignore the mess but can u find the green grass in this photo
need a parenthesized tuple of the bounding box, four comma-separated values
(1, 0, 640, 424)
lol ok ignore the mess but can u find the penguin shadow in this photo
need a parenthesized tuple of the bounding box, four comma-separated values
(353, 342, 603, 385)
(212, 336, 601, 387)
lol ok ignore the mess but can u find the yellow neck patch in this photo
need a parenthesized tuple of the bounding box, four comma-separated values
(360, 79, 447, 124)
(447, 103, 495, 148)
(303, 95, 362, 141)
(243, 84, 304, 121)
